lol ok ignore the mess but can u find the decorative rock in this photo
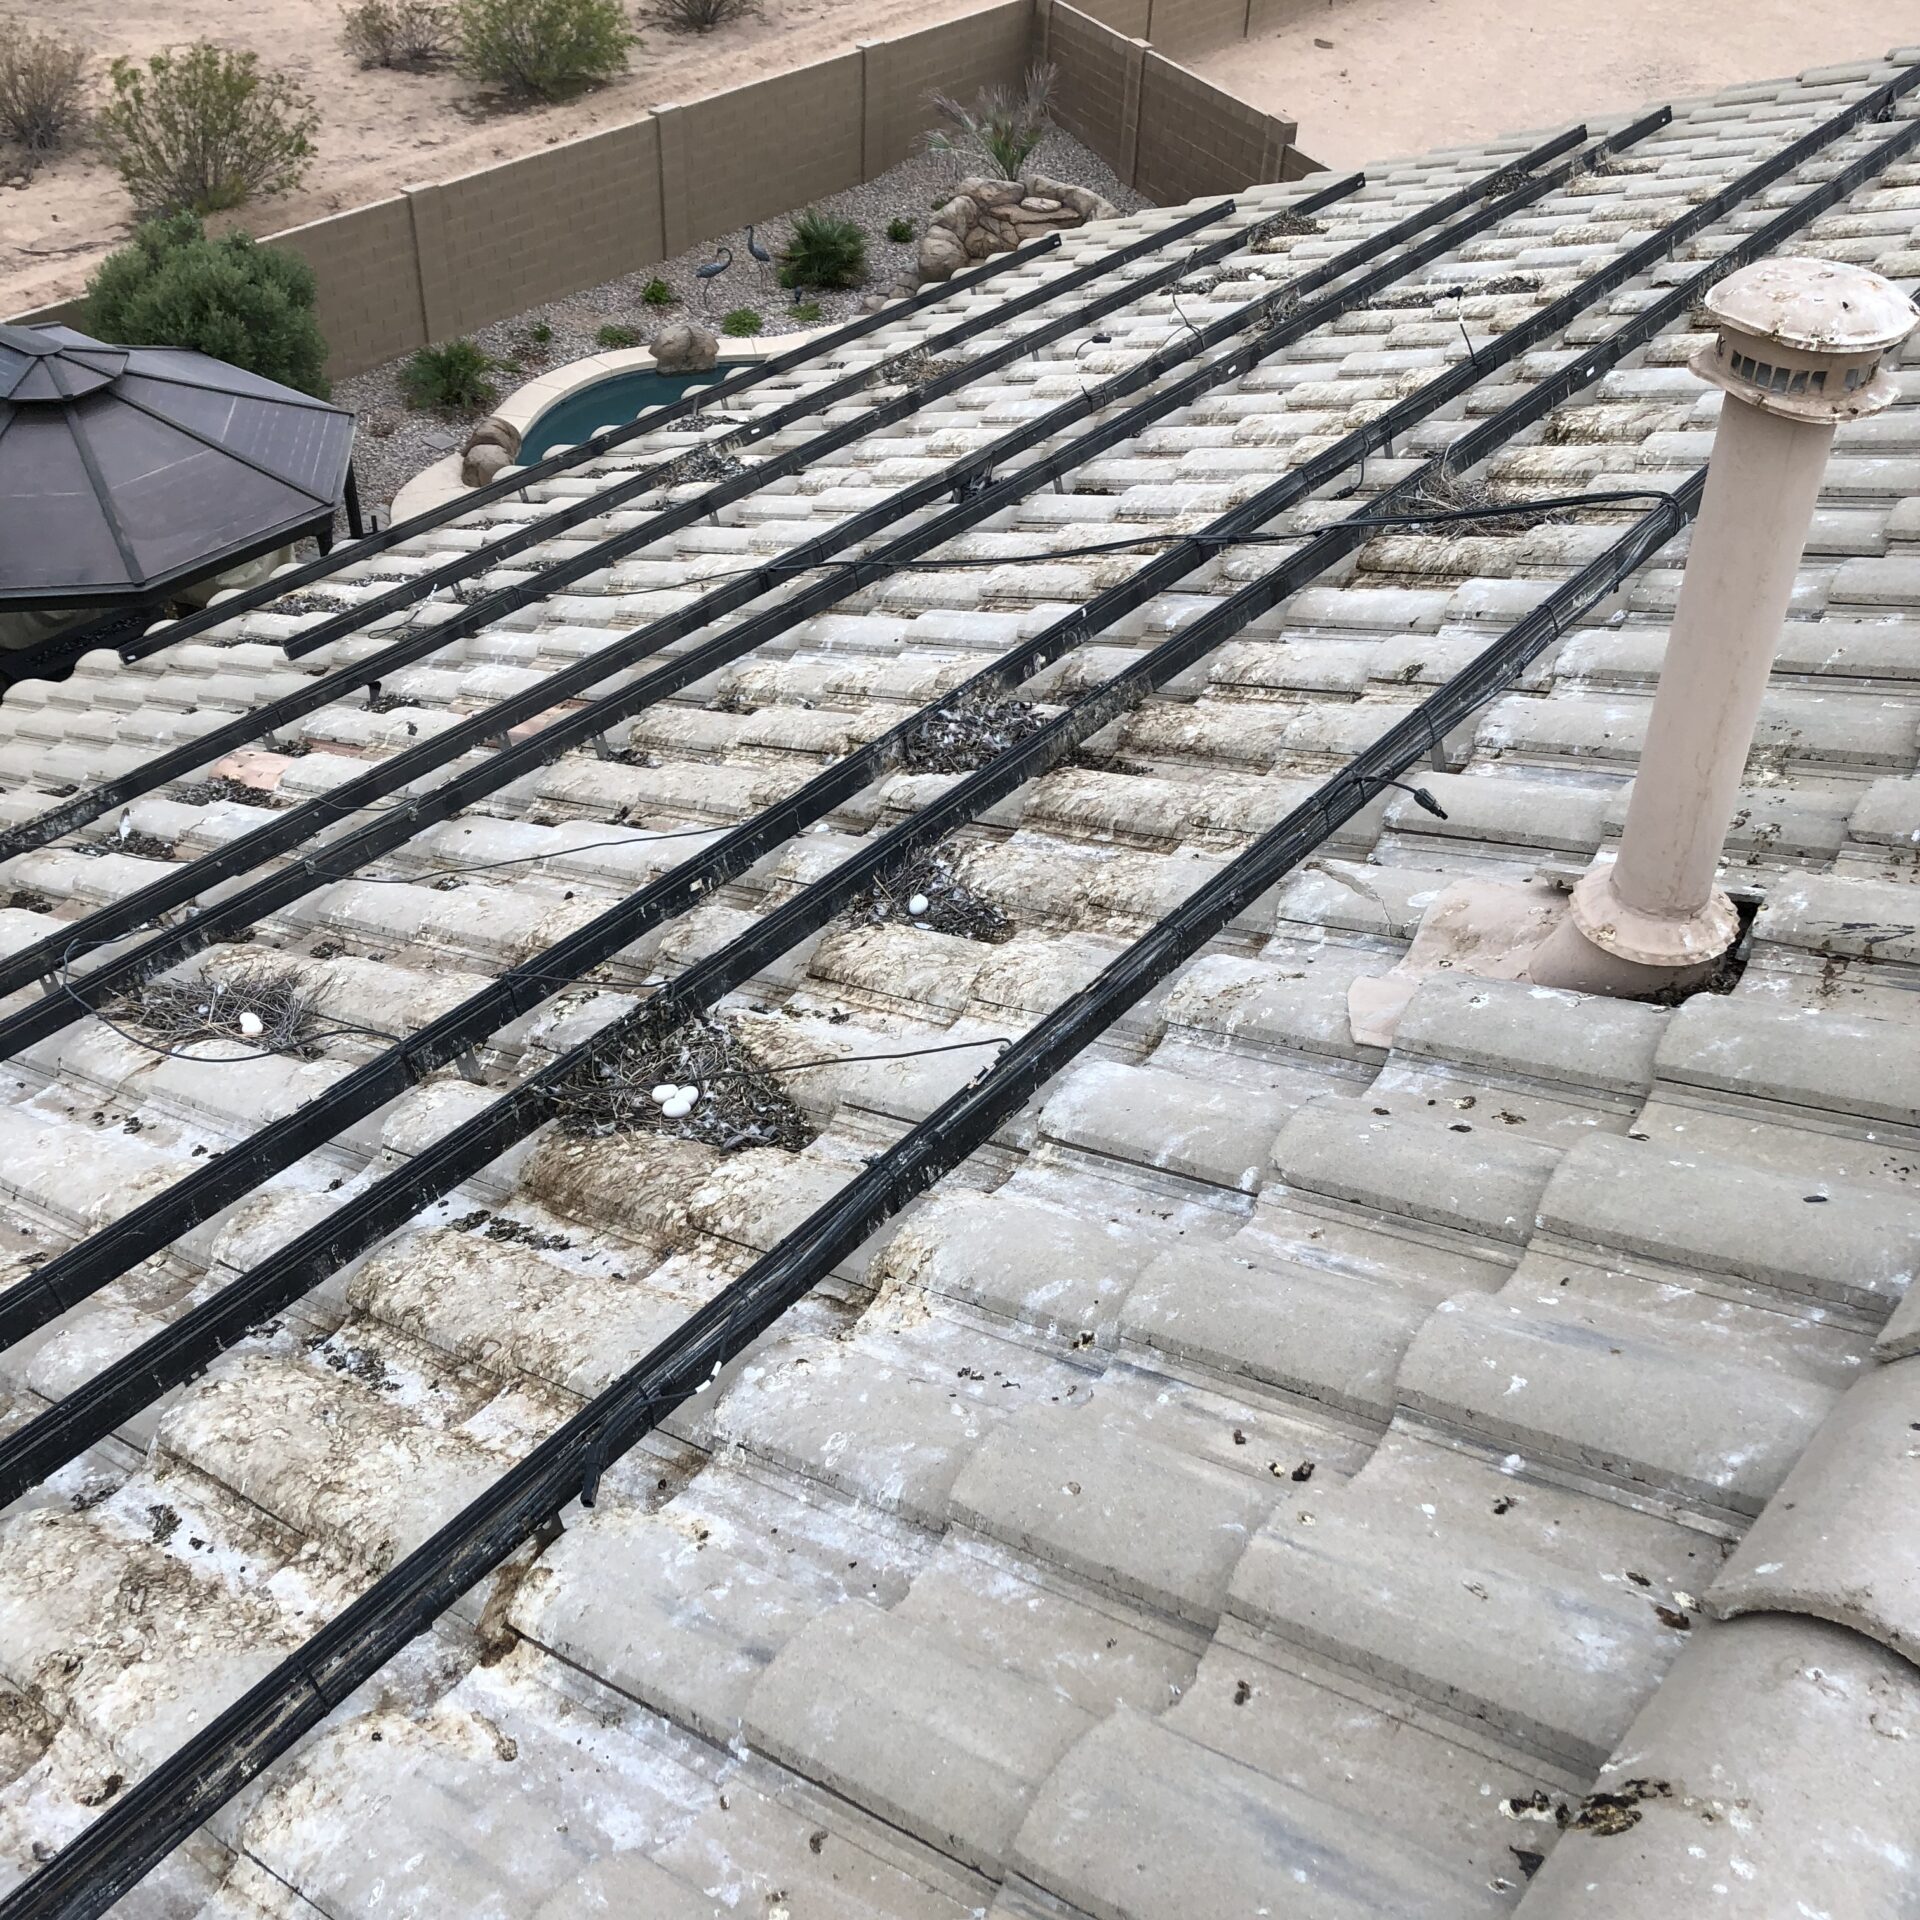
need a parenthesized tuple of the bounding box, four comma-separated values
(651, 322, 719, 372)
(896, 173, 1120, 302)
(461, 442, 512, 487)
(464, 415, 522, 458)
(915, 227, 970, 285)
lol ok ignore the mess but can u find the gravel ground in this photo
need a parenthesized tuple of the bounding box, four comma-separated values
(337, 127, 1151, 516)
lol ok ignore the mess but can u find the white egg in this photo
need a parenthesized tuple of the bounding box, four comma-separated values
(663, 1095, 695, 1119)
(908, 893, 930, 916)
(649, 1083, 675, 1103)
(237, 1011, 264, 1038)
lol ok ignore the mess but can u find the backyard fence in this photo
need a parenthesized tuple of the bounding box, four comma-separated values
(9, 0, 1311, 380)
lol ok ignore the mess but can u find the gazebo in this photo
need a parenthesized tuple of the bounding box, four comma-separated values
(0, 322, 357, 641)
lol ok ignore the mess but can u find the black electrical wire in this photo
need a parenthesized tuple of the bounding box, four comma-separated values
(0, 137, 1606, 1031)
(0, 114, 1726, 1360)
(6, 55, 1918, 1913)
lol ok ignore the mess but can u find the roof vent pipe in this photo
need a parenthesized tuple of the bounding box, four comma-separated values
(1528, 257, 1918, 996)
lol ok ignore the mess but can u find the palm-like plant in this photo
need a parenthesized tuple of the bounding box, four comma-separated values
(927, 63, 1055, 183)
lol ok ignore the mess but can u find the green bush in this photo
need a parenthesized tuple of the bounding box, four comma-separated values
(0, 18, 89, 156)
(95, 44, 317, 217)
(85, 213, 329, 396)
(339, 0, 451, 68)
(778, 208, 865, 291)
(928, 62, 1054, 181)
(454, 0, 633, 100)
(885, 215, 915, 244)
(528, 319, 553, 343)
(399, 337, 497, 410)
(595, 322, 641, 349)
(790, 299, 822, 323)
(719, 307, 762, 337)
(640, 277, 676, 307)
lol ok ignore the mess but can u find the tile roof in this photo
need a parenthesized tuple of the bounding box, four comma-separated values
(2, 46, 1919, 1920)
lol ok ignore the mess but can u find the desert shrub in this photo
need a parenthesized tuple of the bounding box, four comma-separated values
(528, 318, 553, 343)
(644, 0, 760, 28)
(778, 208, 865, 291)
(399, 337, 496, 410)
(453, 0, 633, 100)
(928, 62, 1054, 181)
(885, 215, 915, 244)
(85, 212, 329, 395)
(595, 322, 641, 348)
(790, 299, 821, 323)
(0, 19, 88, 157)
(640, 276, 676, 306)
(719, 307, 762, 337)
(339, 0, 452, 69)
(95, 44, 317, 217)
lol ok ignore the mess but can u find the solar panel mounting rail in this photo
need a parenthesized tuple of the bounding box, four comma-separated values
(7, 66, 1913, 1491)
(0, 197, 1256, 865)
(4, 55, 1918, 1920)
(0, 133, 1601, 1045)
(0, 121, 1640, 1353)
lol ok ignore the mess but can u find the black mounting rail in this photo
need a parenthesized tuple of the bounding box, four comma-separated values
(0, 122, 1641, 1355)
(68, 230, 1080, 666)
(0, 133, 1596, 1044)
(0, 199, 1256, 869)
(0, 198, 1246, 997)
(0, 481, 1712, 1920)
(7, 60, 1917, 1918)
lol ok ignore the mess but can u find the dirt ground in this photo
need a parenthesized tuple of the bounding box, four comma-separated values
(1196, 0, 1920, 170)
(0, 0, 990, 315)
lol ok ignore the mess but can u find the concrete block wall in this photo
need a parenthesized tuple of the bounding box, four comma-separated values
(275, 196, 426, 375)
(418, 118, 665, 341)
(863, 5, 1034, 174)
(5, 0, 1310, 383)
(1040, 0, 1304, 199)
(662, 51, 866, 256)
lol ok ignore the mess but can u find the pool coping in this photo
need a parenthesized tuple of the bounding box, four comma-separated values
(389, 333, 825, 521)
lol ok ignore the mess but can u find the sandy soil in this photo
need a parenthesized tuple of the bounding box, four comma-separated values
(1197, 0, 1920, 170)
(1, 0, 990, 314)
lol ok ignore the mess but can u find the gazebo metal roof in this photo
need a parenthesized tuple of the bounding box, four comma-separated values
(0, 323, 355, 610)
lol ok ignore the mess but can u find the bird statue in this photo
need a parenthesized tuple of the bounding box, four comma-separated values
(693, 243, 733, 311)
(743, 224, 775, 296)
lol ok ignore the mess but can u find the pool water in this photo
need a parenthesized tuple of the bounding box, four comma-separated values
(518, 362, 735, 462)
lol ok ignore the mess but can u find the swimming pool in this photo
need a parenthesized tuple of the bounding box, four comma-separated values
(517, 361, 735, 462)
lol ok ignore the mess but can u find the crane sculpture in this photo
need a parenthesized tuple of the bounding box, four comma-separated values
(743, 224, 775, 296)
(693, 243, 733, 311)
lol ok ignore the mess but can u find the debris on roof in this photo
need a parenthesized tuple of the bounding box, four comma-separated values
(1, 44, 1919, 1920)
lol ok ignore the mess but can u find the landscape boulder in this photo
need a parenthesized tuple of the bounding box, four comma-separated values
(651, 322, 720, 372)
(460, 415, 522, 487)
(889, 173, 1120, 303)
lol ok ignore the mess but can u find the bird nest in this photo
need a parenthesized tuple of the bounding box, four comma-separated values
(1247, 208, 1326, 252)
(861, 846, 1011, 945)
(113, 965, 324, 1058)
(549, 1011, 815, 1153)
(899, 693, 1049, 774)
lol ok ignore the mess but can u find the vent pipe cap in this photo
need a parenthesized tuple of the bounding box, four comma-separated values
(1692, 257, 1917, 423)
